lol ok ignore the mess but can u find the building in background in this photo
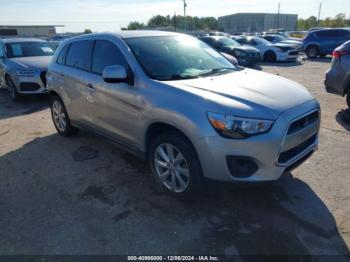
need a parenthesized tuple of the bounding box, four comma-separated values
(218, 13, 298, 34)
(0, 25, 64, 37)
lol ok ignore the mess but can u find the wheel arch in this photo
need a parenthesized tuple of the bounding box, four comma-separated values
(144, 122, 198, 160)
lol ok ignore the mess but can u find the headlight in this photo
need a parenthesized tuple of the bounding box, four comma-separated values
(207, 112, 274, 139)
(16, 69, 37, 76)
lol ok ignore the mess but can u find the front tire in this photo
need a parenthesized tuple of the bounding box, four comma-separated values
(346, 89, 350, 108)
(50, 95, 78, 137)
(149, 131, 202, 196)
(263, 51, 276, 62)
(306, 46, 319, 59)
(6, 76, 20, 101)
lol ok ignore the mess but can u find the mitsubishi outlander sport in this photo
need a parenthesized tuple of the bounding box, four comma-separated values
(47, 31, 321, 196)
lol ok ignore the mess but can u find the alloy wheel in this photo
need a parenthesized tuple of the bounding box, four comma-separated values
(154, 143, 190, 193)
(52, 100, 67, 132)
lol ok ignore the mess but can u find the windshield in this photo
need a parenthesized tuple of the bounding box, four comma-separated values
(253, 37, 272, 46)
(126, 36, 236, 81)
(272, 35, 285, 41)
(218, 37, 240, 47)
(5, 41, 55, 58)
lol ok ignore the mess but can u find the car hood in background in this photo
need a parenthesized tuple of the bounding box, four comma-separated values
(9, 56, 52, 70)
(171, 68, 313, 119)
(235, 45, 261, 53)
(272, 43, 298, 49)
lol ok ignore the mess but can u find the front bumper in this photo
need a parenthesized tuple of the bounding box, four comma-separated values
(194, 100, 320, 182)
(277, 51, 299, 61)
(12, 71, 48, 94)
(239, 54, 262, 66)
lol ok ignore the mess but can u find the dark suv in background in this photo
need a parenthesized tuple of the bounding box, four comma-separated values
(303, 28, 350, 59)
(325, 40, 350, 108)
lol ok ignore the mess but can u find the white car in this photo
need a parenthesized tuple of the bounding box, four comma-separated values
(236, 36, 299, 62)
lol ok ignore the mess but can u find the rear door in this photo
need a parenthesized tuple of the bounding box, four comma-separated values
(316, 30, 339, 54)
(336, 30, 350, 47)
(61, 40, 96, 125)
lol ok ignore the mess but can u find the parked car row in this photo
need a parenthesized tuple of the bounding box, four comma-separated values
(0, 31, 321, 196)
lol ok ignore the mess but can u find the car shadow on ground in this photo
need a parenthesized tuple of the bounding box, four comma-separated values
(0, 132, 349, 257)
(301, 57, 332, 63)
(0, 88, 49, 121)
(336, 109, 350, 131)
(260, 60, 304, 68)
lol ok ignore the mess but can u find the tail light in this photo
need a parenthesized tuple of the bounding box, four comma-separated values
(333, 50, 349, 59)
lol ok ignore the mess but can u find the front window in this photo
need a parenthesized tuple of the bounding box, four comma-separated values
(5, 41, 55, 58)
(126, 36, 237, 81)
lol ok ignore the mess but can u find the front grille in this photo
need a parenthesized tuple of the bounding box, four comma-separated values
(288, 111, 319, 135)
(278, 134, 317, 164)
(40, 71, 47, 87)
(20, 82, 41, 92)
(289, 51, 299, 56)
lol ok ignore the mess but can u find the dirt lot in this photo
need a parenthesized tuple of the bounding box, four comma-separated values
(0, 58, 349, 259)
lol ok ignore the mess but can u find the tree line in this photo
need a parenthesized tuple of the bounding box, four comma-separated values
(124, 13, 349, 32)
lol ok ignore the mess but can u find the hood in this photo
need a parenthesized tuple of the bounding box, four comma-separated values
(272, 43, 298, 49)
(235, 45, 260, 53)
(170, 69, 313, 119)
(281, 40, 302, 45)
(9, 56, 52, 70)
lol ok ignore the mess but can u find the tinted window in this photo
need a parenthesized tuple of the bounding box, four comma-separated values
(338, 30, 350, 38)
(92, 40, 128, 75)
(57, 44, 69, 65)
(317, 30, 338, 38)
(66, 40, 92, 71)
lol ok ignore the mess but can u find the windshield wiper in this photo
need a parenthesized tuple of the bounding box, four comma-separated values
(199, 67, 237, 77)
(152, 74, 199, 81)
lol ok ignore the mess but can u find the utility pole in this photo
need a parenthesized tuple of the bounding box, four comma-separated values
(174, 12, 177, 32)
(183, 0, 187, 31)
(318, 2, 322, 25)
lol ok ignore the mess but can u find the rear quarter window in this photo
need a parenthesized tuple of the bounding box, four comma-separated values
(57, 45, 69, 65)
(316, 30, 338, 38)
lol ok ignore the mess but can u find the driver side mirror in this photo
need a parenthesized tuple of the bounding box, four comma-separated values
(103, 65, 131, 84)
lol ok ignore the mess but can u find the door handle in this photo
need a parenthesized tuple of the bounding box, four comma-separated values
(86, 83, 96, 94)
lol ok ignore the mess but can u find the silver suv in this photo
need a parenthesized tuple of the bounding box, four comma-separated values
(47, 31, 321, 196)
(0, 38, 55, 101)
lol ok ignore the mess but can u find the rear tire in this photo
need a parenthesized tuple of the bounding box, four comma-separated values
(6, 76, 20, 101)
(149, 131, 202, 197)
(306, 46, 319, 59)
(263, 51, 276, 62)
(346, 90, 350, 109)
(50, 95, 78, 137)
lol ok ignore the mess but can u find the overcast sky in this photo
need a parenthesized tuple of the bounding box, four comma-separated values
(0, 0, 348, 32)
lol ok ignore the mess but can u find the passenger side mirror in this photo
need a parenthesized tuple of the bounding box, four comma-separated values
(103, 65, 129, 83)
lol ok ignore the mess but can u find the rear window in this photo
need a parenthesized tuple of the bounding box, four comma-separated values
(65, 40, 92, 71)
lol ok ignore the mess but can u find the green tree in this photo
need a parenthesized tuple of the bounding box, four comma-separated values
(84, 29, 92, 34)
(127, 21, 147, 30)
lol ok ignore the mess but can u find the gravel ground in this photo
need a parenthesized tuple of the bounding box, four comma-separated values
(0, 58, 349, 259)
